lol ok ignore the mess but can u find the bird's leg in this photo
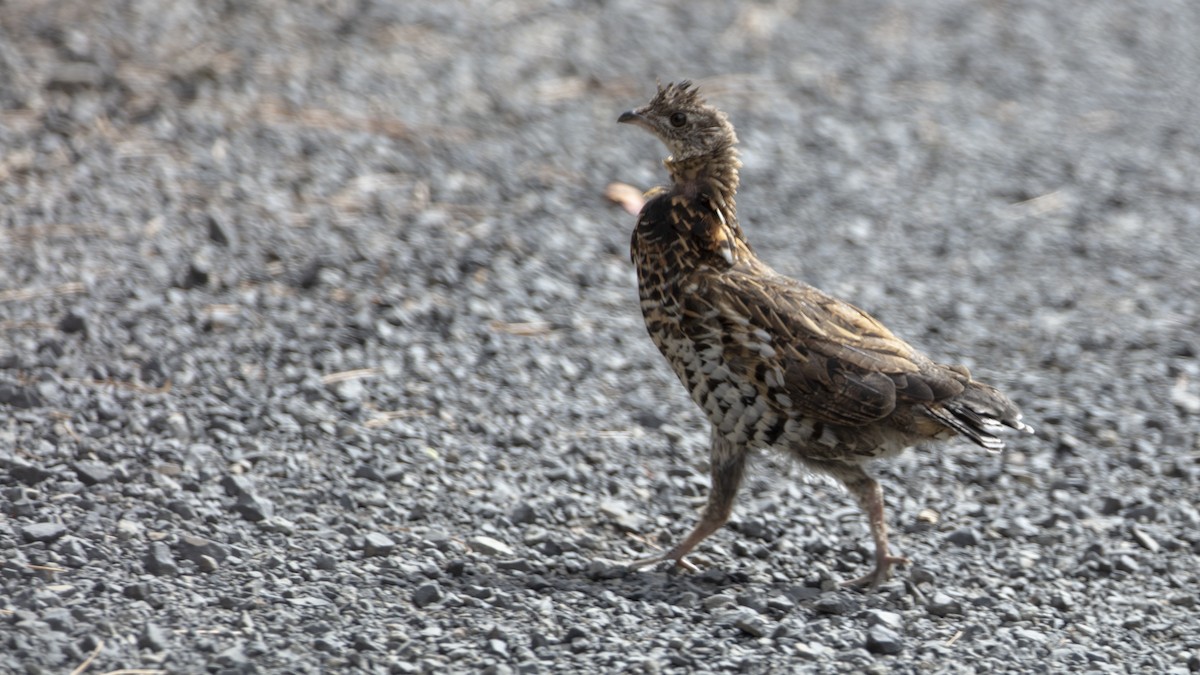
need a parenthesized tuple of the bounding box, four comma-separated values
(838, 468, 910, 589)
(630, 433, 746, 572)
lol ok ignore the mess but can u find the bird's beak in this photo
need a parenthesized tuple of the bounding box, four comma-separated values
(618, 110, 651, 130)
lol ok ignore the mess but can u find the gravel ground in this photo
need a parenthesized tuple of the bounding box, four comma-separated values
(2, 1, 1199, 673)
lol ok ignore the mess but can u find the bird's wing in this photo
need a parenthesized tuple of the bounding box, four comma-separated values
(682, 265, 967, 427)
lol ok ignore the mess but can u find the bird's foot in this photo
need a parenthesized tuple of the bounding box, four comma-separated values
(625, 550, 700, 573)
(841, 554, 910, 590)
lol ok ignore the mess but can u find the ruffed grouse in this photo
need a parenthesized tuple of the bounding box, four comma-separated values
(617, 81, 1031, 587)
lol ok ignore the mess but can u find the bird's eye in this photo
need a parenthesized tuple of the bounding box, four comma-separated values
(669, 112, 687, 127)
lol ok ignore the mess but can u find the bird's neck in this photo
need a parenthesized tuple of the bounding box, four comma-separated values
(664, 147, 741, 213)
(664, 146, 749, 252)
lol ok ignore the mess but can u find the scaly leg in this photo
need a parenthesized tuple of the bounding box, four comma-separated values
(837, 466, 910, 588)
(630, 432, 746, 572)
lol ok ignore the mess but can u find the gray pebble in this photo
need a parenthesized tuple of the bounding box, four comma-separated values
(814, 593, 859, 616)
(413, 582, 444, 608)
(928, 592, 963, 617)
(703, 594, 735, 611)
(866, 624, 904, 655)
(144, 542, 179, 576)
(733, 611, 771, 638)
(946, 527, 981, 547)
(364, 532, 396, 557)
(177, 534, 228, 567)
(21, 522, 68, 543)
(864, 609, 903, 630)
(234, 493, 275, 522)
(139, 622, 170, 651)
(469, 536, 514, 557)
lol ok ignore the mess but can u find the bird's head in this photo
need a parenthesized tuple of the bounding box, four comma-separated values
(619, 81, 737, 162)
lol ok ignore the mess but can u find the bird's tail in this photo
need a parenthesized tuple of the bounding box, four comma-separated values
(925, 381, 1033, 451)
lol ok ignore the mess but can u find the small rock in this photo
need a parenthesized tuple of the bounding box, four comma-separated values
(180, 259, 210, 289)
(144, 542, 179, 576)
(814, 593, 858, 616)
(908, 567, 937, 585)
(353, 464, 385, 482)
(1123, 504, 1158, 521)
(766, 594, 796, 613)
(42, 607, 74, 632)
(234, 493, 274, 522)
(864, 609, 903, 630)
(207, 214, 232, 246)
(21, 522, 68, 543)
(736, 592, 769, 613)
(413, 582, 444, 608)
(865, 624, 904, 654)
(469, 536, 514, 557)
(0, 383, 42, 408)
(511, 503, 538, 524)
(733, 611, 770, 638)
(221, 474, 255, 499)
(703, 594, 735, 611)
(58, 310, 88, 335)
(72, 460, 114, 486)
(795, 642, 832, 660)
(1049, 590, 1074, 611)
(1114, 554, 1140, 573)
(598, 500, 643, 532)
(1131, 525, 1160, 553)
(945, 527, 981, 547)
(928, 592, 963, 617)
(139, 622, 170, 651)
(1098, 496, 1123, 515)
(176, 534, 228, 568)
(216, 643, 248, 669)
(1170, 381, 1200, 415)
(8, 459, 53, 485)
(1169, 594, 1196, 608)
(364, 532, 396, 557)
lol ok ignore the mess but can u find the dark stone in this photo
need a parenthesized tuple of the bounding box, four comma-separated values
(177, 534, 228, 567)
(865, 624, 904, 655)
(58, 310, 88, 335)
(221, 474, 255, 499)
(297, 257, 325, 289)
(180, 260, 210, 289)
(511, 503, 538, 525)
(363, 532, 396, 557)
(946, 527, 981, 547)
(0, 383, 42, 408)
(413, 582, 444, 608)
(72, 460, 114, 486)
(21, 522, 68, 543)
(928, 592, 963, 617)
(733, 612, 770, 638)
(8, 459, 53, 485)
(207, 214, 231, 246)
(139, 622, 170, 651)
(234, 493, 274, 522)
(814, 593, 858, 616)
(353, 464, 385, 482)
(144, 542, 179, 576)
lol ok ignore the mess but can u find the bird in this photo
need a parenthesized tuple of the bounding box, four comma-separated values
(616, 81, 1032, 588)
